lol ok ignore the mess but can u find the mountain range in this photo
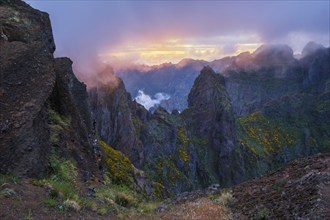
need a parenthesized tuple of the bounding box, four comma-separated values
(0, 0, 329, 219)
(116, 42, 327, 114)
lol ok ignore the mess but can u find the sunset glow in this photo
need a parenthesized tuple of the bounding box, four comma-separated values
(25, 0, 329, 68)
(99, 35, 263, 65)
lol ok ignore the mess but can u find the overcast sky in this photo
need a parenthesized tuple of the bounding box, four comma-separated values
(25, 0, 329, 67)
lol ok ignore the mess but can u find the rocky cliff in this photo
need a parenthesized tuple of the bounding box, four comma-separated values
(91, 51, 329, 195)
(230, 45, 330, 179)
(0, 0, 99, 179)
(90, 66, 245, 195)
(183, 66, 243, 187)
(1, 1, 329, 218)
(89, 67, 145, 166)
(0, 0, 56, 176)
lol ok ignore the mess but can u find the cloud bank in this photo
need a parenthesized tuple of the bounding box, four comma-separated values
(25, 1, 329, 69)
(134, 90, 170, 110)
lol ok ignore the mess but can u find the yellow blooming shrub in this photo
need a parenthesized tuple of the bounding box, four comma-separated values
(238, 112, 295, 158)
(99, 140, 134, 185)
(177, 126, 190, 162)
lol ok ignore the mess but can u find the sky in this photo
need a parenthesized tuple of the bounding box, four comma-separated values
(25, 0, 329, 69)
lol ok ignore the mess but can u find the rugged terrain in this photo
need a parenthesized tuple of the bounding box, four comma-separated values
(1, 153, 328, 219)
(0, 0, 329, 219)
(90, 48, 329, 195)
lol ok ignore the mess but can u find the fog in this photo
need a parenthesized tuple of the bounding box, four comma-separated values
(25, 0, 329, 77)
(134, 90, 170, 110)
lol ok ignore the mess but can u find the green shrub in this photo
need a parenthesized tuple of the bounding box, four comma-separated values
(48, 150, 77, 184)
(0, 174, 20, 185)
(97, 206, 108, 215)
(44, 198, 57, 208)
(257, 207, 270, 219)
(48, 109, 71, 144)
(32, 149, 80, 211)
(48, 109, 71, 128)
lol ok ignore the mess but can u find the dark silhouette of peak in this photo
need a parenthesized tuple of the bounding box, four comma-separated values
(176, 58, 208, 69)
(301, 41, 325, 58)
(200, 65, 216, 75)
(252, 44, 294, 61)
(199, 65, 226, 82)
(188, 66, 226, 109)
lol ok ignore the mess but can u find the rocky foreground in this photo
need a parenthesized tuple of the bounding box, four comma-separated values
(1, 153, 328, 219)
(130, 153, 330, 219)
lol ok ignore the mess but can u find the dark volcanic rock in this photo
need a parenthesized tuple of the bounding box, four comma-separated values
(50, 58, 98, 178)
(0, 1, 56, 176)
(183, 66, 243, 187)
(89, 68, 144, 166)
(0, 1, 99, 179)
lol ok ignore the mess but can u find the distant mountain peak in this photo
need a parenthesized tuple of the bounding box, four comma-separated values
(252, 44, 294, 60)
(200, 65, 216, 75)
(301, 41, 325, 58)
(176, 58, 208, 69)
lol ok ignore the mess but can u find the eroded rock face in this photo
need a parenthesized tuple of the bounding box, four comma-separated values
(89, 68, 145, 166)
(0, 1, 99, 179)
(183, 66, 243, 187)
(50, 58, 98, 179)
(0, 0, 56, 176)
(89, 66, 241, 194)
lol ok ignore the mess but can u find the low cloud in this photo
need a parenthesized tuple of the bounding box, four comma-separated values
(26, 1, 329, 71)
(134, 90, 170, 110)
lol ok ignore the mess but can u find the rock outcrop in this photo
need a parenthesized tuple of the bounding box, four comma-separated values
(0, 0, 56, 176)
(49, 58, 98, 180)
(183, 66, 243, 187)
(0, 0, 99, 179)
(89, 67, 145, 166)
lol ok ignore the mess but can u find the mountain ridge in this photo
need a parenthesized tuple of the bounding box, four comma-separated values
(113, 42, 328, 112)
(0, 1, 329, 219)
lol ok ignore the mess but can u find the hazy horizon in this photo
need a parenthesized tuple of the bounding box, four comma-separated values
(25, 0, 329, 70)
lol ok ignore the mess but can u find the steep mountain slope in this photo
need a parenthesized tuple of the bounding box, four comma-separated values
(116, 59, 209, 111)
(89, 66, 145, 166)
(90, 66, 245, 195)
(91, 55, 329, 195)
(0, 0, 99, 178)
(116, 42, 329, 116)
(232, 45, 330, 179)
(131, 153, 330, 220)
(0, 2, 159, 219)
(1, 1, 329, 219)
(183, 66, 243, 187)
(230, 153, 330, 219)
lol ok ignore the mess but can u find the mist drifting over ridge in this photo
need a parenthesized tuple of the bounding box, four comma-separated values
(134, 90, 170, 110)
(22, 0, 330, 112)
(24, 0, 329, 76)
